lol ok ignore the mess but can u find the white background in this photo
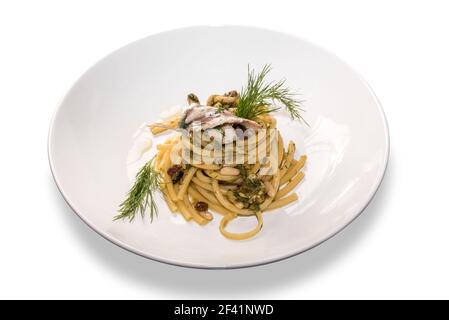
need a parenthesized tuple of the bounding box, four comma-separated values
(1, 0, 448, 299)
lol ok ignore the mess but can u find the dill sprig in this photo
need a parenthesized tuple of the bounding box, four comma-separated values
(236, 64, 307, 124)
(115, 158, 160, 222)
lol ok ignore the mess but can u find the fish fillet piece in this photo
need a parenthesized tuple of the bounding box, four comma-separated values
(180, 105, 261, 131)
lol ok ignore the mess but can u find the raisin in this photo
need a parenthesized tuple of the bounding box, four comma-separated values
(194, 201, 208, 212)
(167, 165, 181, 176)
(167, 165, 184, 183)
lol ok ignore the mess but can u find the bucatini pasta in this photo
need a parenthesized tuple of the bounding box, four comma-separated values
(116, 65, 308, 240)
(147, 105, 307, 240)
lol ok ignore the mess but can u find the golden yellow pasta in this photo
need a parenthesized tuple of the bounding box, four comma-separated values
(177, 167, 197, 200)
(276, 171, 305, 200)
(149, 117, 180, 135)
(280, 155, 307, 185)
(212, 180, 253, 216)
(187, 186, 230, 216)
(148, 114, 307, 239)
(183, 194, 208, 225)
(219, 212, 264, 240)
(162, 188, 178, 212)
(177, 200, 193, 221)
(267, 193, 299, 211)
(194, 185, 220, 205)
(191, 163, 221, 170)
(116, 66, 308, 240)
(196, 170, 212, 183)
(192, 176, 218, 193)
(277, 130, 284, 166)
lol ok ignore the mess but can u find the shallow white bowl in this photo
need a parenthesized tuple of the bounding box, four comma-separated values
(49, 26, 389, 269)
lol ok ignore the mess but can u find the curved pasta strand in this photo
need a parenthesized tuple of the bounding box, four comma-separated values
(177, 167, 197, 200)
(183, 194, 208, 225)
(205, 170, 241, 182)
(192, 177, 225, 194)
(266, 193, 298, 211)
(196, 170, 212, 183)
(194, 185, 220, 205)
(212, 180, 253, 215)
(191, 163, 221, 170)
(277, 130, 284, 167)
(161, 171, 177, 203)
(162, 188, 178, 212)
(219, 212, 263, 240)
(187, 186, 231, 216)
(280, 155, 306, 185)
(260, 171, 281, 210)
(276, 171, 305, 200)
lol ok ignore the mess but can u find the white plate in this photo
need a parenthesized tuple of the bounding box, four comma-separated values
(48, 26, 389, 269)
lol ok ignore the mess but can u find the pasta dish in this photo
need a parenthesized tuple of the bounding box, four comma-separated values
(116, 65, 307, 240)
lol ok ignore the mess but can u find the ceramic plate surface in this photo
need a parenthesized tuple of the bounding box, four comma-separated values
(49, 26, 389, 268)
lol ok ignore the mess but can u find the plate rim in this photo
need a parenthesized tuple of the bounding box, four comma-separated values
(48, 25, 390, 269)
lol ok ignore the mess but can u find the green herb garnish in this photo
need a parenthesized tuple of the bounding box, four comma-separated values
(235, 64, 307, 124)
(115, 158, 160, 222)
(233, 175, 266, 211)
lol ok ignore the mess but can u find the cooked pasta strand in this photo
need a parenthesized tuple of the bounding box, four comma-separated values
(162, 188, 178, 212)
(277, 130, 284, 167)
(276, 171, 305, 200)
(149, 117, 180, 135)
(192, 177, 224, 193)
(196, 170, 212, 183)
(176, 200, 193, 221)
(266, 193, 299, 211)
(284, 141, 296, 168)
(161, 171, 177, 202)
(212, 180, 253, 215)
(194, 185, 220, 205)
(280, 155, 306, 185)
(205, 170, 240, 182)
(260, 171, 281, 210)
(191, 163, 222, 170)
(177, 167, 197, 200)
(187, 186, 231, 215)
(183, 194, 208, 225)
(249, 162, 261, 174)
(219, 211, 263, 240)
